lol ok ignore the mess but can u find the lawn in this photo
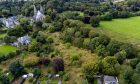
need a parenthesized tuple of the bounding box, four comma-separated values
(0, 45, 17, 55)
(100, 16, 140, 45)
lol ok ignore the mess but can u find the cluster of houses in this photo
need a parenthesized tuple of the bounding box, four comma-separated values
(0, 5, 45, 28)
(12, 5, 45, 47)
(0, 5, 45, 47)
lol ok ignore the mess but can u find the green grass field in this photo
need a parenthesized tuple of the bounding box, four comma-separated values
(0, 45, 17, 55)
(100, 16, 140, 45)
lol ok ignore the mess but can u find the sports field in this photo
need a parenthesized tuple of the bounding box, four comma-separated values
(0, 45, 17, 55)
(100, 16, 140, 45)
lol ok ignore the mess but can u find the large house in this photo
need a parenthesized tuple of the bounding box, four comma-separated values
(0, 16, 19, 28)
(13, 35, 31, 47)
(33, 5, 45, 22)
(103, 76, 118, 84)
(95, 75, 118, 84)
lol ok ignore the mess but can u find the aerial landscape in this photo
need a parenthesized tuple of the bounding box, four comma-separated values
(0, 0, 140, 84)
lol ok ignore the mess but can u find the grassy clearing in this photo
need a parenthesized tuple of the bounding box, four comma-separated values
(0, 45, 17, 55)
(100, 16, 140, 45)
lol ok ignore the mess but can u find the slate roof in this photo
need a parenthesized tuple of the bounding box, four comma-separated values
(13, 35, 31, 47)
(103, 76, 118, 84)
(0, 16, 19, 28)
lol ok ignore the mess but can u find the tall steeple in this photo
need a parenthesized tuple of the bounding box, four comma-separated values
(34, 5, 37, 16)
(40, 5, 44, 14)
(33, 5, 45, 22)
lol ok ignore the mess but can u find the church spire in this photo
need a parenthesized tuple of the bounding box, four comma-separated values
(34, 5, 37, 16)
(40, 5, 44, 14)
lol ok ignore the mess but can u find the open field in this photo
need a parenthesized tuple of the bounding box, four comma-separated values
(100, 16, 140, 45)
(0, 45, 17, 55)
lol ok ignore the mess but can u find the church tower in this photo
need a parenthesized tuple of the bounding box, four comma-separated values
(40, 5, 44, 14)
(33, 5, 45, 22)
(34, 5, 37, 17)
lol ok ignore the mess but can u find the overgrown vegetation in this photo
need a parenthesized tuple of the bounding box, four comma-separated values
(0, 0, 140, 84)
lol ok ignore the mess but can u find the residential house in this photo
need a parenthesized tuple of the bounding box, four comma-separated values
(0, 16, 19, 28)
(13, 35, 31, 47)
(103, 75, 118, 84)
(94, 75, 118, 84)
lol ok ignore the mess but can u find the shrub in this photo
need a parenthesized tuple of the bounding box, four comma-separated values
(96, 45, 107, 57)
(46, 36, 53, 44)
(73, 38, 84, 48)
(136, 63, 140, 73)
(75, 31, 82, 38)
(23, 55, 40, 67)
(90, 16, 100, 27)
(70, 52, 80, 64)
(28, 78, 33, 83)
(45, 15, 51, 23)
(89, 37, 100, 52)
(98, 34, 110, 46)
(36, 33, 46, 44)
(33, 68, 42, 78)
(107, 40, 121, 56)
(9, 61, 26, 77)
(115, 50, 127, 64)
(39, 57, 50, 65)
(101, 56, 119, 76)
(0, 51, 18, 63)
(54, 22, 63, 31)
(63, 73, 70, 81)
(80, 27, 90, 37)
(123, 67, 134, 83)
(120, 43, 136, 59)
(0, 74, 10, 84)
(48, 25, 55, 33)
(31, 31, 38, 38)
(100, 12, 113, 21)
(82, 61, 99, 82)
(3, 36, 17, 44)
(52, 58, 64, 73)
(61, 29, 74, 43)
(35, 21, 43, 27)
(130, 58, 139, 69)
(118, 11, 130, 18)
(43, 44, 54, 54)
(83, 16, 90, 24)
(63, 20, 83, 31)
(28, 42, 41, 52)
(83, 38, 90, 49)
(65, 43, 71, 49)
(88, 30, 99, 38)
